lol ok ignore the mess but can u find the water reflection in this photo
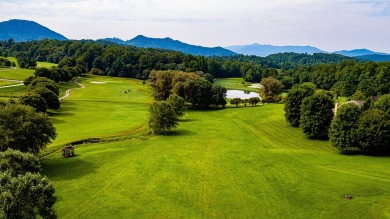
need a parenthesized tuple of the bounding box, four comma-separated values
(226, 90, 261, 99)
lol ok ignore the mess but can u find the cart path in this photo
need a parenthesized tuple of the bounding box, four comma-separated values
(59, 77, 85, 101)
(0, 78, 24, 89)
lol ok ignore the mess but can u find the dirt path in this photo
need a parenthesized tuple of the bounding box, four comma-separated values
(0, 78, 24, 89)
(59, 77, 85, 100)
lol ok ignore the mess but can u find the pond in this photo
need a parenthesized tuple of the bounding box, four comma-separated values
(226, 90, 261, 99)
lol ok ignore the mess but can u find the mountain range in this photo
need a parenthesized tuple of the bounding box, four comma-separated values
(1, 19, 390, 61)
(225, 44, 326, 57)
(101, 35, 237, 56)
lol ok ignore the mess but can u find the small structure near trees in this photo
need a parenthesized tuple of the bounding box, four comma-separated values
(62, 145, 75, 158)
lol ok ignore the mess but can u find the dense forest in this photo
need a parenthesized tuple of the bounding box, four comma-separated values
(1, 39, 389, 97)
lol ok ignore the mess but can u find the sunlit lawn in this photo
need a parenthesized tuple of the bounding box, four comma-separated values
(40, 75, 390, 218)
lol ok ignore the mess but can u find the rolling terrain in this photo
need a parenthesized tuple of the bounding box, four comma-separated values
(1, 59, 390, 218)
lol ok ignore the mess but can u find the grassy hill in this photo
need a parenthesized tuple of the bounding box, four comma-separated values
(35, 77, 390, 218)
(1, 66, 389, 218)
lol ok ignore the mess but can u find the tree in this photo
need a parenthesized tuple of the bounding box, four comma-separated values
(0, 103, 56, 154)
(204, 73, 214, 84)
(30, 87, 60, 110)
(259, 77, 284, 103)
(351, 90, 366, 100)
(356, 109, 390, 153)
(329, 103, 361, 152)
(34, 67, 61, 83)
(23, 76, 38, 86)
(0, 172, 57, 219)
(375, 94, 390, 115)
(211, 85, 227, 108)
(248, 97, 261, 106)
(0, 149, 41, 175)
(284, 87, 315, 127)
(230, 98, 242, 107)
(148, 101, 178, 134)
(299, 82, 317, 93)
(29, 77, 59, 96)
(300, 92, 334, 139)
(167, 94, 186, 118)
(191, 80, 213, 108)
(149, 70, 174, 100)
(19, 93, 47, 113)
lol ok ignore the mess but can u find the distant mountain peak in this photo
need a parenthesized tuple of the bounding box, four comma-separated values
(104, 35, 236, 56)
(226, 44, 325, 57)
(0, 19, 67, 42)
(333, 49, 387, 57)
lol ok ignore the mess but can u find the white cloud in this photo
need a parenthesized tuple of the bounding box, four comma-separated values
(0, 0, 389, 52)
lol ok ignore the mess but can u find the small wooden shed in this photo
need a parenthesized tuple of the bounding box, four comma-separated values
(62, 145, 75, 158)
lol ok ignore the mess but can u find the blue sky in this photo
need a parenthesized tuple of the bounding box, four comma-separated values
(1, 0, 390, 52)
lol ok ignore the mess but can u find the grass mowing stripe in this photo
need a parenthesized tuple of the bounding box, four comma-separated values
(39, 76, 390, 218)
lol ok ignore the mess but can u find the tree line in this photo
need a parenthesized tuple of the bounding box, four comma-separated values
(1, 39, 359, 83)
(279, 61, 390, 97)
(284, 84, 390, 154)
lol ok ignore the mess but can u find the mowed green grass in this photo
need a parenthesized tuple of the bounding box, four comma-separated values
(0, 57, 56, 80)
(214, 78, 259, 92)
(46, 75, 152, 152)
(41, 76, 390, 218)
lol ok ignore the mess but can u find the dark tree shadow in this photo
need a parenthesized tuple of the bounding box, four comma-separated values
(179, 118, 199, 123)
(339, 150, 390, 157)
(41, 157, 97, 181)
(50, 118, 67, 124)
(162, 129, 196, 136)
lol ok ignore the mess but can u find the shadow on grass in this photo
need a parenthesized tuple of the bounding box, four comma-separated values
(179, 118, 199, 123)
(42, 157, 97, 180)
(50, 118, 67, 124)
(339, 150, 390, 157)
(162, 129, 196, 136)
(48, 111, 75, 117)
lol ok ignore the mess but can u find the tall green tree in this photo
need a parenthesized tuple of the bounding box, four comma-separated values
(300, 92, 334, 139)
(148, 101, 178, 134)
(0, 149, 41, 175)
(191, 80, 213, 108)
(0, 103, 56, 154)
(259, 77, 284, 103)
(284, 87, 315, 127)
(28, 77, 59, 94)
(0, 172, 57, 219)
(375, 94, 390, 115)
(330, 104, 361, 152)
(19, 93, 47, 113)
(356, 109, 390, 153)
(30, 87, 60, 110)
(211, 85, 227, 108)
(167, 94, 186, 118)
